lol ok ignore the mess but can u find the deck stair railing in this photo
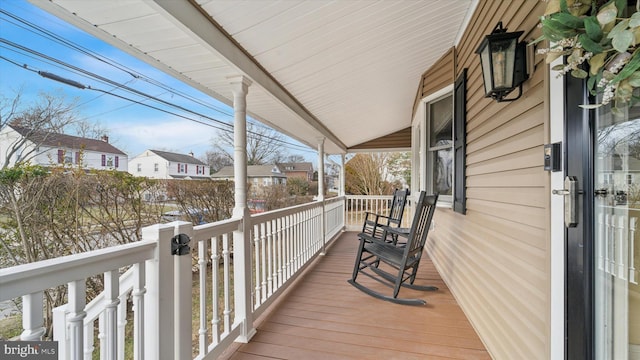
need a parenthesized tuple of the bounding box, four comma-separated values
(0, 196, 345, 360)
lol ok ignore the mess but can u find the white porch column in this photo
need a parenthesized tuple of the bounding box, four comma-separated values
(317, 138, 325, 202)
(317, 138, 326, 254)
(340, 154, 346, 197)
(230, 75, 252, 217)
(340, 154, 346, 230)
(228, 75, 256, 343)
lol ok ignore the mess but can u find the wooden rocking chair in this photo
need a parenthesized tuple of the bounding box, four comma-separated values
(359, 188, 409, 243)
(348, 191, 438, 305)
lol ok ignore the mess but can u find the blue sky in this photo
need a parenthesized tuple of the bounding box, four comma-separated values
(0, 0, 318, 161)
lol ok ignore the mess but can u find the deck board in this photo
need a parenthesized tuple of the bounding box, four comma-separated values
(221, 232, 490, 360)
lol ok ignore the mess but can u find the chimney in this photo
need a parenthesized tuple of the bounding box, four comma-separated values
(101, 135, 109, 143)
(189, 151, 194, 157)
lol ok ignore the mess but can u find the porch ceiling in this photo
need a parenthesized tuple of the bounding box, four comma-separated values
(30, 0, 476, 155)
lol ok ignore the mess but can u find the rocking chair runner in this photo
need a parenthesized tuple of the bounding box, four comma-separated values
(348, 191, 439, 305)
(359, 188, 409, 243)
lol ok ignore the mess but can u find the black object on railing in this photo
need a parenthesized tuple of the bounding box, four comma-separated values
(171, 234, 191, 256)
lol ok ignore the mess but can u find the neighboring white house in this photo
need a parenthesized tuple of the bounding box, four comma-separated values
(0, 125, 128, 171)
(128, 149, 210, 180)
(211, 164, 287, 186)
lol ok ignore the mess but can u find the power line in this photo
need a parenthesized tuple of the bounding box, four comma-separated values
(0, 8, 292, 137)
(0, 54, 316, 153)
(0, 8, 320, 154)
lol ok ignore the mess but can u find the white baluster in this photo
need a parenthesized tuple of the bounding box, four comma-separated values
(598, 213, 605, 270)
(606, 214, 613, 274)
(223, 233, 232, 333)
(198, 238, 208, 355)
(617, 216, 627, 280)
(20, 292, 45, 341)
(630, 217, 637, 284)
(276, 217, 283, 288)
(211, 236, 220, 343)
(68, 280, 87, 360)
(260, 222, 268, 302)
(131, 263, 145, 360)
(117, 292, 127, 360)
(266, 220, 274, 296)
(253, 224, 262, 305)
(95, 315, 102, 360)
(286, 214, 293, 279)
(103, 270, 119, 359)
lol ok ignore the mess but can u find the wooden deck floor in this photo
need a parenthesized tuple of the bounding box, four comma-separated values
(221, 231, 490, 360)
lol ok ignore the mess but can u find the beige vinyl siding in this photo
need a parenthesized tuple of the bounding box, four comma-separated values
(422, 1, 550, 359)
(413, 47, 455, 117)
(349, 127, 411, 150)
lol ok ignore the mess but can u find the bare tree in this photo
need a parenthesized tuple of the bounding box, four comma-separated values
(73, 119, 110, 139)
(202, 150, 233, 173)
(0, 165, 169, 337)
(166, 179, 234, 223)
(211, 122, 286, 165)
(345, 153, 400, 195)
(284, 154, 306, 163)
(0, 90, 79, 169)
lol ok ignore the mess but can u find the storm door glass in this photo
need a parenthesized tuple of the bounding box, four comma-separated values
(594, 100, 640, 359)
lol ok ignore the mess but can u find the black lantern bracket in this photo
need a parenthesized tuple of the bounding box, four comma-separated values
(171, 233, 191, 256)
(475, 22, 529, 102)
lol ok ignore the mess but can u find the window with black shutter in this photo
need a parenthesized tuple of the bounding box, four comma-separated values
(453, 69, 467, 214)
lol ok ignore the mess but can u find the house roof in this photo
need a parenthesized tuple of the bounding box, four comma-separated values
(212, 165, 286, 178)
(148, 150, 207, 166)
(11, 125, 126, 155)
(277, 162, 313, 173)
(31, 0, 477, 154)
(170, 174, 211, 180)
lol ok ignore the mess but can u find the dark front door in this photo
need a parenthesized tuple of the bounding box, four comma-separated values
(564, 74, 594, 360)
(565, 75, 640, 359)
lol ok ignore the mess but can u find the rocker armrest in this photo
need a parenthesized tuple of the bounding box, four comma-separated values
(382, 226, 410, 236)
(364, 212, 394, 226)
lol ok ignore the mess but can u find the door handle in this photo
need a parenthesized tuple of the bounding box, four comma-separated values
(552, 176, 580, 228)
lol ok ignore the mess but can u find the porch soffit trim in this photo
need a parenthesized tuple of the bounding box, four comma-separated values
(348, 127, 411, 151)
(158, 0, 347, 152)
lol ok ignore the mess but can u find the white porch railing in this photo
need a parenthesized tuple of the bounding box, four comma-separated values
(345, 195, 414, 231)
(597, 213, 638, 284)
(0, 196, 345, 360)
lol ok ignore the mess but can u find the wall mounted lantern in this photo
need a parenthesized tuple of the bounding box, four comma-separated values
(475, 22, 528, 102)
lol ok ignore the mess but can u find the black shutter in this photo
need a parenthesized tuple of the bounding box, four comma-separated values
(453, 69, 467, 214)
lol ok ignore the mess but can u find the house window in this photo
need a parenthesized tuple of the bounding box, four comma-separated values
(106, 157, 114, 167)
(421, 70, 466, 213)
(137, 163, 142, 172)
(604, 173, 614, 185)
(426, 93, 453, 201)
(154, 163, 159, 172)
(627, 174, 633, 185)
